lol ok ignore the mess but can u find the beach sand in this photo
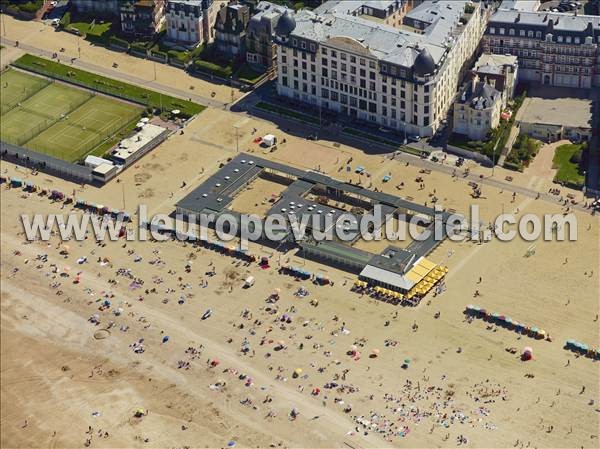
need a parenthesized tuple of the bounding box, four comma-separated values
(1, 18, 599, 448)
(1, 109, 598, 448)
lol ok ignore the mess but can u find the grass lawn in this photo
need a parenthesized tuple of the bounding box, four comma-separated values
(552, 143, 585, 187)
(0, 68, 50, 113)
(69, 20, 112, 42)
(1, 82, 92, 145)
(27, 95, 142, 162)
(234, 63, 265, 84)
(12, 54, 205, 118)
(0, 67, 144, 163)
(255, 101, 319, 125)
(1, 0, 43, 14)
(192, 58, 234, 78)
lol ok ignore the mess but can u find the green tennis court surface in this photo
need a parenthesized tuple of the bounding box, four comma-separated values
(0, 68, 143, 163)
(0, 69, 50, 114)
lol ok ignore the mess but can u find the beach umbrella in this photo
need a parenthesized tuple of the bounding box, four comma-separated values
(466, 304, 475, 310)
(522, 346, 533, 361)
(227, 441, 236, 447)
(531, 326, 539, 334)
(566, 339, 576, 347)
(370, 349, 380, 358)
(498, 315, 506, 321)
(162, 335, 170, 343)
(537, 329, 546, 337)
(579, 343, 589, 351)
(404, 358, 411, 364)
(210, 359, 220, 367)
(293, 368, 302, 378)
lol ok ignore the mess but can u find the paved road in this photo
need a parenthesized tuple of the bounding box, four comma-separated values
(235, 92, 596, 214)
(0, 37, 228, 109)
(3, 37, 596, 214)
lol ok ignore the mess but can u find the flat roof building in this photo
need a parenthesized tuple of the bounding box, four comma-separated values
(176, 153, 457, 294)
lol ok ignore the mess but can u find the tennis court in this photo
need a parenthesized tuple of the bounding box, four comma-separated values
(1, 83, 92, 145)
(0, 69, 143, 163)
(27, 96, 142, 162)
(0, 69, 50, 114)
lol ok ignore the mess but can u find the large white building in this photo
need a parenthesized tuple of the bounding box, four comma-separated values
(274, 0, 488, 137)
(483, 9, 600, 88)
(165, 0, 216, 46)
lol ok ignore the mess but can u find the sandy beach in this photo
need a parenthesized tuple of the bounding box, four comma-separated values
(1, 14, 599, 449)
(1, 106, 599, 448)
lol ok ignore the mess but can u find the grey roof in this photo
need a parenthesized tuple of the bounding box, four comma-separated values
(176, 153, 451, 220)
(490, 9, 600, 32)
(275, 10, 296, 36)
(498, 0, 540, 12)
(167, 0, 204, 6)
(413, 48, 436, 76)
(474, 53, 517, 76)
(360, 263, 415, 290)
(314, 0, 397, 16)
(288, 10, 448, 69)
(459, 80, 501, 109)
(404, 0, 465, 26)
(248, 1, 292, 36)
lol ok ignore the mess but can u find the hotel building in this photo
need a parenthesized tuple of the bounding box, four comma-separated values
(274, 0, 488, 137)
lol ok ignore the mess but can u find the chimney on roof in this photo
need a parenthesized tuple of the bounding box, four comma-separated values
(515, 13, 520, 23)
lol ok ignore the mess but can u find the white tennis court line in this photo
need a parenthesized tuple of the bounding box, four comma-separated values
(38, 105, 127, 160)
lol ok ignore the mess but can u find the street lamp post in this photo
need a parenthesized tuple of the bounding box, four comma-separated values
(233, 124, 240, 153)
(492, 146, 496, 177)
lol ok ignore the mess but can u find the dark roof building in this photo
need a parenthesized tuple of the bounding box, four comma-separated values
(120, 0, 166, 38)
(246, 1, 293, 70)
(215, 3, 251, 57)
(176, 153, 457, 294)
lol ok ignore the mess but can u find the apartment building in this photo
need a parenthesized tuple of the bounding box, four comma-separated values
(120, 0, 166, 38)
(246, 1, 293, 70)
(215, 3, 251, 57)
(274, 0, 487, 137)
(483, 10, 600, 88)
(453, 76, 502, 141)
(165, 0, 216, 46)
